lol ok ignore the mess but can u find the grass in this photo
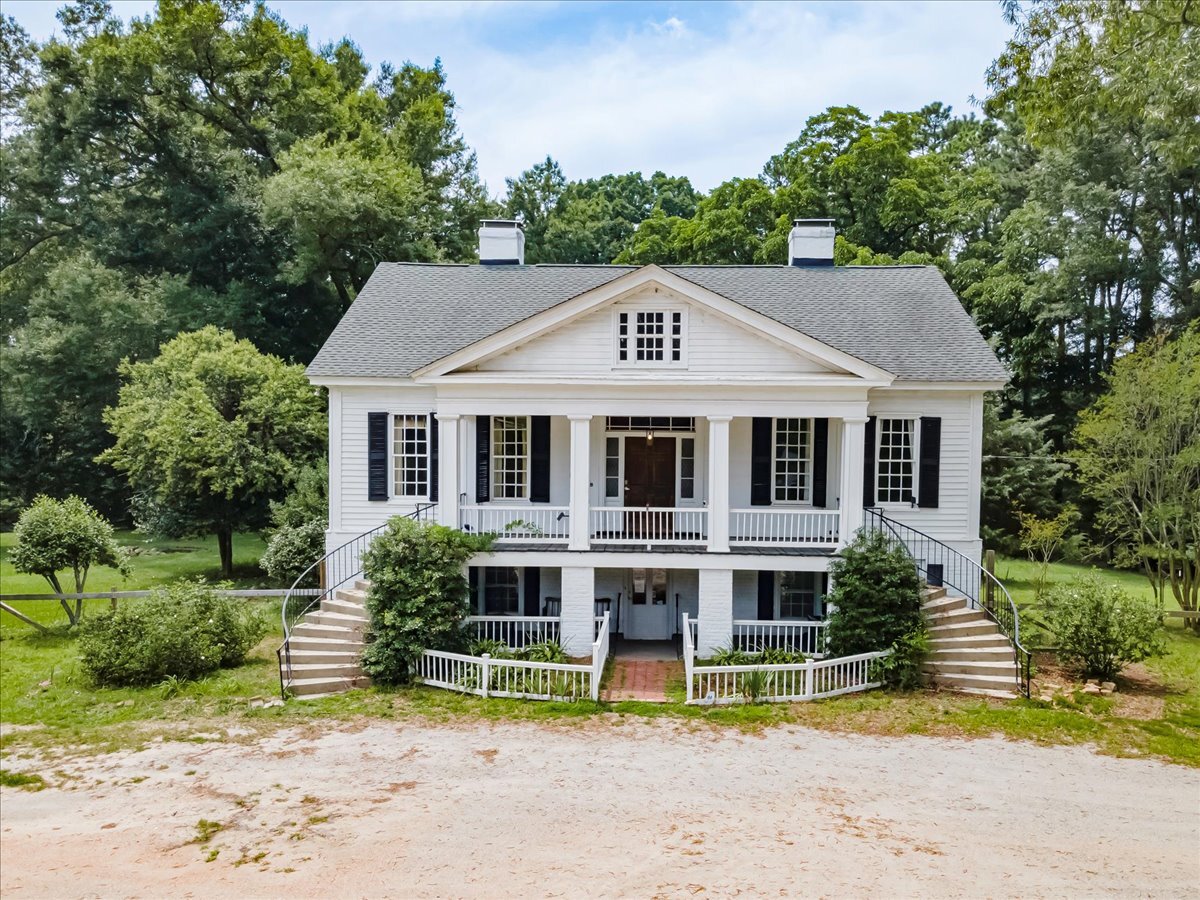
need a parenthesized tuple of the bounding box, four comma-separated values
(0, 529, 271, 631)
(1, 554, 1196, 768)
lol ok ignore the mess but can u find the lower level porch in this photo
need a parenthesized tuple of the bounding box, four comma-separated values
(468, 564, 829, 657)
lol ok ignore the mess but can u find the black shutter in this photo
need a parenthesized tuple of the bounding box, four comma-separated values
(475, 415, 490, 502)
(523, 567, 541, 616)
(862, 416, 876, 507)
(368, 412, 389, 501)
(468, 567, 480, 614)
(750, 417, 772, 506)
(811, 418, 829, 508)
(757, 571, 775, 620)
(428, 413, 439, 502)
(530, 416, 551, 503)
(917, 416, 941, 508)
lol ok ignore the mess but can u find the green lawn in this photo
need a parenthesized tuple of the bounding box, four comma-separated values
(1, 530, 271, 631)
(2, 552, 1197, 767)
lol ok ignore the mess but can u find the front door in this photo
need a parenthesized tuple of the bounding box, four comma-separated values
(623, 436, 676, 539)
(626, 567, 671, 640)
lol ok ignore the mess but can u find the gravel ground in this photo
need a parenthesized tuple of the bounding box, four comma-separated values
(1, 718, 1197, 898)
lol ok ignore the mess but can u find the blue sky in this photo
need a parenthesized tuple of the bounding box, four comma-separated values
(6, 1, 1013, 194)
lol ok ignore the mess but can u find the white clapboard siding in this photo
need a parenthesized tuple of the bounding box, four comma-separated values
(470, 290, 836, 375)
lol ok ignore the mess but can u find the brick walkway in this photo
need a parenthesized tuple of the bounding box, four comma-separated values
(603, 658, 682, 702)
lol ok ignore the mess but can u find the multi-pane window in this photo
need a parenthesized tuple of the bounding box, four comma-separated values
(617, 311, 683, 363)
(680, 438, 696, 500)
(877, 418, 915, 503)
(393, 414, 428, 497)
(779, 572, 819, 619)
(605, 437, 621, 499)
(606, 417, 694, 431)
(773, 418, 812, 503)
(483, 567, 519, 615)
(491, 416, 528, 500)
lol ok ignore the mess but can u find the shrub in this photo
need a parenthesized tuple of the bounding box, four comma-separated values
(9, 495, 130, 626)
(260, 519, 326, 586)
(79, 580, 267, 687)
(360, 516, 493, 685)
(1045, 575, 1166, 681)
(825, 530, 925, 657)
(870, 627, 930, 691)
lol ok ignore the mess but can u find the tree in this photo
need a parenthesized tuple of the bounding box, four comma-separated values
(980, 396, 1069, 554)
(9, 495, 130, 626)
(1072, 329, 1200, 628)
(260, 460, 328, 586)
(1017, 505, 1080, 599)
(99, 327, 326, 575)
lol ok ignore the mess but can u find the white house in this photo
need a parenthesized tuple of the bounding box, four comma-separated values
(296, 218, 1014, 686)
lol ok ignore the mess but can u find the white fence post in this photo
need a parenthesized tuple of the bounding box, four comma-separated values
(481, 653, 491, 699)
(803, 658, 813, 699)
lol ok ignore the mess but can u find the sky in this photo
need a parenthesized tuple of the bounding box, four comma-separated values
(5, 1, 1014, 195)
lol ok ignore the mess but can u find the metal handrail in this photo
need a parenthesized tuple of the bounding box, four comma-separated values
(276, 504, 437, 694)
(862, 508, 1031, 697)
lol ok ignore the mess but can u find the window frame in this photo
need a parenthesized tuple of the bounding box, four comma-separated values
(481, 566, 521, 615)
(613, 308, 688, 368)
(875, 417, 920, 507)
(771, 417, 814, 506)
(391, 413, 430, 500)
(777, 571, 823, 620)
(490, 415, 530, 502)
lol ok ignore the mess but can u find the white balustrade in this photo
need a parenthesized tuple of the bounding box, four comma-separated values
(733, 620, 828, 657)
(459, 505, 570, 544)
(467, 616, 560, 647)
(589, 507, 708, 545)
(729, 509, 840, 547)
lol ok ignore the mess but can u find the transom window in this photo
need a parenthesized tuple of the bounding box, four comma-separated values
(779, 572, 819, 620)
(483, 567, 519, 615)
(492, 415, 528, 500)
(393, 414, 429, 498)
(877, 418, 915, 504)
(617, 311, 682, 363)
(606, 417, 695, 432)
(773, 418, 812, 503)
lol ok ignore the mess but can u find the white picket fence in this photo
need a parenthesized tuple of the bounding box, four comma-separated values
(733, 620, 828, 657)
(417, 612, 611, 702)
(682, 614, 889, 705)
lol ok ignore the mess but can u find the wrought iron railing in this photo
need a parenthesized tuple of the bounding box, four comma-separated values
(862, 508, 1031, 697)
(276, 504, 436, 694)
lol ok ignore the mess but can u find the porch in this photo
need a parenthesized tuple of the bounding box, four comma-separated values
(431, 412, 869, 554)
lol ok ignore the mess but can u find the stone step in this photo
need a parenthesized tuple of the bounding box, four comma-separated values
(925, 671, 1021, 695)
(306, 611, 369, 630)
(921, 585, 948, 602)
(287, 674, 371, 698)
(923, 659, 1020, 678)
(927, 633, 1013, 650)
(291, 621, 366, 641)
(285, 633, 365, 652)
(289, 662, 366, 680)
(927, 618, 1001, 639)
(354, 579, 372, 593)
(926, 606, 989, 626)
(287, 648, 362, 665)
(928, 645, 1016, 663)
(321, 597, 369, 619)
(922, 596, 968, 615)
(336, 587, 368, 604)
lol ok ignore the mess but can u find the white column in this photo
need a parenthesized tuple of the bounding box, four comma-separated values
(706, 415, 731, 553)
(839, 416, 868, 545)
(560, 566, 595, 656)
(697, 568, 733, 657)
(568, 415, 592, 550)
(436, 413, 461, 527)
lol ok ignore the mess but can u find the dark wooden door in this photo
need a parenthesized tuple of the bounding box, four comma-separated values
(624, 437, 676, 538)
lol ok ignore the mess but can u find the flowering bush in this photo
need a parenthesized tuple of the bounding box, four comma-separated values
(79, 580, 266, 686)
(1046, 575, 1166, 681)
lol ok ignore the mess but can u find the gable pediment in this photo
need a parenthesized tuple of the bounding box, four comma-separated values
(414, 266, 893, 384)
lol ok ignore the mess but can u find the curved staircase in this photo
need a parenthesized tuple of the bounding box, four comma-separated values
(281, 581, 371, 698)
(921, 587, 1021, 698)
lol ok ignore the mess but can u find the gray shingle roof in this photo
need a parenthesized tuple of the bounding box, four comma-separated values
(306, 263, 1007, 383)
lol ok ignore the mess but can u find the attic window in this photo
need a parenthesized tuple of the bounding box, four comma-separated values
(617, 311, 683, 364)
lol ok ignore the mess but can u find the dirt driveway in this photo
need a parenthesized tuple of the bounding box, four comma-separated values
(2, 718, 1197, 898)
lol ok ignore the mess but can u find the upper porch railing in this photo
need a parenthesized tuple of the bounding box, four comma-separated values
(589, 507, 708, 546)
(729, 509, 839, 547)
(459, 504, 570, 543)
